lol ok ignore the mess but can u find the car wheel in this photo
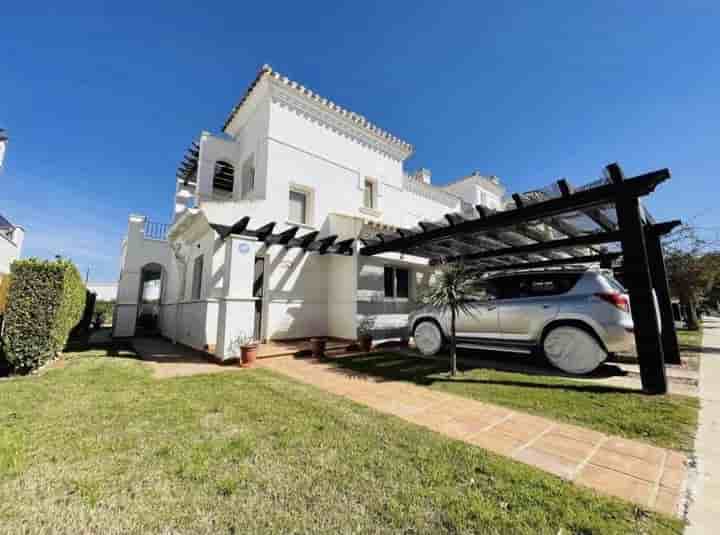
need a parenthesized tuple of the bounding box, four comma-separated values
(413, 321, 443, 356)
(542, 326, 606, 375)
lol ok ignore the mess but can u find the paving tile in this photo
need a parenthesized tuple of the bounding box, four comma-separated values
(532, 432, 597, 463)
(602, 437, 665, 465)
(653, 487, 680, 516)
(493, 416, 552, 442)
(665, 450, 688, 470)
(659, 466, 686, 490)
(466, 431, 524, 456)
(588, 447, 662, 483)
(552, 423, 606, 446)
(513, 446, 580, 479)
(576, 463, 654, 506)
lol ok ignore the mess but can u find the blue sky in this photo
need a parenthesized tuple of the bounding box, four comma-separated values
(2, 1, 719, 281)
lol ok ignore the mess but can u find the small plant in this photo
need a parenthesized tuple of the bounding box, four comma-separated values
(229, 332, 257, 353)
(357, 315, 375, 336)
(357, 316, 375, 352)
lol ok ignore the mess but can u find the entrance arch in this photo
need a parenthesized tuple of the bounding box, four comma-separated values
(136, 262, 164, 334)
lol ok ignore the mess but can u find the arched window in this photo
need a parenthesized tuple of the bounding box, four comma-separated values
(213, 161, 235, 194)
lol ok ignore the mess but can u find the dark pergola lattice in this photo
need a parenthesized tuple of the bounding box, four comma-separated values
(210, 218, 355, 257)
(360, 163, 681, 395)
(176, 141, 199, 186)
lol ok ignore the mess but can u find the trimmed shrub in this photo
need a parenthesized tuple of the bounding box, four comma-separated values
(2, 259, 86, 373)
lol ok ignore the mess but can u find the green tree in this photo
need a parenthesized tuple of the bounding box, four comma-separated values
(419, 262, 478, 376)
(664, 225, 720, 330)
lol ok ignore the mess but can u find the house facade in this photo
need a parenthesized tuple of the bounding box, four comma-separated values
(0, 214, 24, 278)
(113, 65, 505, 359)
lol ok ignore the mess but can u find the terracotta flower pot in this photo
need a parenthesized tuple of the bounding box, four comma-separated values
(310, 337, 326, 358)
(240, 344, 258, 368)
(358, 334, 373, 353)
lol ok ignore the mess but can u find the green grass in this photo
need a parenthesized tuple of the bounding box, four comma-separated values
(677, 328, 703, 351)
(328, 353, 699, 452)
(0, 348, 683, 534)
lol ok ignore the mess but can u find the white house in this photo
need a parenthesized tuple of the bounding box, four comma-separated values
(114, 65, 505, 359)
(0, 213, 24, 278)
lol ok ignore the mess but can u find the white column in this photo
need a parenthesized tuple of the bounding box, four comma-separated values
(215, 236, 264, 360)
(113, 215, 146, 337)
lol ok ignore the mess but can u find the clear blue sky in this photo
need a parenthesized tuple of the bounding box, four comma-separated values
(2, 1, 718, 281)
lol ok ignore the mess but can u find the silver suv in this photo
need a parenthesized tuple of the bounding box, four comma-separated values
(408, 269, 636, 374)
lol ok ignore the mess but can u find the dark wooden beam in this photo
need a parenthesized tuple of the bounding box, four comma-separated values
(254, 222, 276, 242)
(329, 238, 355, 255)
(362, 168, 669, 256)
(616, 195, 667, 394)
(428, 230, 623, 265)
(308, 235, 338, 254)
(645, 226, 681, 365)
(469, 253, 622, 273)
(292, 231, 320, 250)
(267, 226, 298, 245)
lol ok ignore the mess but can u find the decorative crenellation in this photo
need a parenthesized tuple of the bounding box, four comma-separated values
(222, 64, 414, 161)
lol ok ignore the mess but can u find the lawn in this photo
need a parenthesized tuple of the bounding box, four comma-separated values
(0, 348, 683, 534)
(677, 327, 703, 351)
(328, 353, 699, 452)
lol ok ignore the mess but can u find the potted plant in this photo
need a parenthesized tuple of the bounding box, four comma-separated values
(357, 316, 375, 352)
(230, 333, 259, 368)
(310, 337, 326, 358)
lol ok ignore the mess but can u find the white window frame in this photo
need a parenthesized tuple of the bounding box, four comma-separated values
(288, 184, 314, 227)
(359, 176, 381, 216)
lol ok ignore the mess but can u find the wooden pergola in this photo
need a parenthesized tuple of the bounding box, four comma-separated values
(210, 217, 355, 256)
(360, 163, 680, 395)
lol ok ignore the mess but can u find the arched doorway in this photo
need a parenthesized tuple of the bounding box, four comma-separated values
(136, 262, 164, 335)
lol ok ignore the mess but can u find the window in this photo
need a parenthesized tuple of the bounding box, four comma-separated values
(289, 189, 308, 225)
(191, 255, 203, 300)
(213, 161, 235, 194)
(364, 178, 375, 209)
(241, 156, 255, 199)
(384, 266, 410, 298)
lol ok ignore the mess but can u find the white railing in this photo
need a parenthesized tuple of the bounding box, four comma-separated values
(144, 221, 170, 241)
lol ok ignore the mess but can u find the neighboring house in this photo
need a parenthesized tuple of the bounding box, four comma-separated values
(87, 282, 119, 302)
(0, 213, 24, 277)
(114, 65, 505, 358)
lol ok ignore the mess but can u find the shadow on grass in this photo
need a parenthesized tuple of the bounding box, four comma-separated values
(323, 353, 638, 396)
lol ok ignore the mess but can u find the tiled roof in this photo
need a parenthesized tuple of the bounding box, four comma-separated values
(222, 65, 414, 154)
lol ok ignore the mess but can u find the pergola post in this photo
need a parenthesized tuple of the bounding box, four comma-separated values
(614, 193, 668, 394)
(645, 227, 682, 365)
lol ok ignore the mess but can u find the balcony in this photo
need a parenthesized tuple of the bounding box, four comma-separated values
(144, 220, 170, 241)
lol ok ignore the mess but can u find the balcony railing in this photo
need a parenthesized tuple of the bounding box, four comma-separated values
(144, 220, 170, 241)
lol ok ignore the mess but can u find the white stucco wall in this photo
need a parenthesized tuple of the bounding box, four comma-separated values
(0, 226, 23, 275)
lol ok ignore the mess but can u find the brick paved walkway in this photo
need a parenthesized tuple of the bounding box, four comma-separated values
(259, 355, 688, 517)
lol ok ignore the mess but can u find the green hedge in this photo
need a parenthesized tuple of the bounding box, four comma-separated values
(2, 259, 86, 373)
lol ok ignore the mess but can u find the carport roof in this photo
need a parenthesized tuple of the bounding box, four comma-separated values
(359, 163, 679, 271)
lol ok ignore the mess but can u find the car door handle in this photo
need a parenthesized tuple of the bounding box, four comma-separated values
(487, 305, 497, 311)
(542, 305, 552, 309)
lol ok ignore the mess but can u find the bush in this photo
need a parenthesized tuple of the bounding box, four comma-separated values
(2, 259, 86, 373)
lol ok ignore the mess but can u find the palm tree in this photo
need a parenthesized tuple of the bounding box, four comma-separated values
(420, 261, 478, 376)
